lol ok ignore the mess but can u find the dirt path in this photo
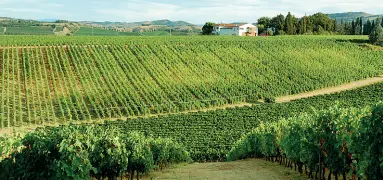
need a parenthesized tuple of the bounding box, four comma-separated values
(276, 75, 383, 103)
(142, 159, 306, 180)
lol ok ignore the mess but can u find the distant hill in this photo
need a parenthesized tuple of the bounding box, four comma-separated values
(37, 19, 59, 23)
(328, 12, 383, 22)
(0, 17, 12, 21)
(80, 19, 201, 34)
(146, 19, 194, 27)
(84, 19, 196, 28)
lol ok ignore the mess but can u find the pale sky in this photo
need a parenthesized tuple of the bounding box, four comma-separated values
(0, 0, 382, 24)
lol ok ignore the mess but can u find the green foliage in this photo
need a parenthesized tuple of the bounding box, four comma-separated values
(202, 22, 215, 35)
(124, 132, 154, 176)
(369, 24, 383, 45)
(88, 128, 129, 180)
(53, 137, 94, 180)
(150, 138, 191, 169)
(226, 104, 376, 179)
(354, 103, 383, 179)
(285, 12, 296, 35)
(264, 97, 276, 104)
(0, 126, 190, 179)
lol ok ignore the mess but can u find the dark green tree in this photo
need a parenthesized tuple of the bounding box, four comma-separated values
(359, 17, 363, 35)
(377, 17, 382, 28)
(340, 19, 345, 34)
(351, 20, 356, 35)
(270, 14, 285, 35)
(202, 22, 215, 35)
(257, 17, 271, 34)
(285, 12, 295, 35)
(333, 19, 338, 32)
(369, 24, 383, 45)
(364, 19, 372, 35)
(257, 17, 271, 27)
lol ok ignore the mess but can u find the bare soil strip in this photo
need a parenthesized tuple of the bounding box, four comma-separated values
(141, 159, 306, 180)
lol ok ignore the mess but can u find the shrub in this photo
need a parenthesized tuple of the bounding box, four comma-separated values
(264, 97, 276, 103)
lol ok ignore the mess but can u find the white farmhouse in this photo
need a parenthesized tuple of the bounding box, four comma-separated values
(212, 23, 258, 36)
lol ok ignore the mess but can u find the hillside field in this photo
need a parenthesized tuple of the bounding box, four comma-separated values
(1, 35, 383, 179)
(74, 27, 142, 36)
(4, 26, 54, 35)
(0, 36, 382, 129)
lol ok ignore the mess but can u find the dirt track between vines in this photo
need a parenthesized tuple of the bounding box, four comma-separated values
(276, 75, 383, 103)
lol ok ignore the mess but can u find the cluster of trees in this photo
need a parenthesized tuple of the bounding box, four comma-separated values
(54, 20, 69, 23)
(364, 17, 383, 45)
(256, 12, 383, 40)
(340, 16, 383, 36)
(257, 12, 338, 35)
(256, 12, 382, 45)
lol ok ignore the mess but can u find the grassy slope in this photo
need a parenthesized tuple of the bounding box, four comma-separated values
(328, 12, 382, 22)
(143, 159, 306, 180)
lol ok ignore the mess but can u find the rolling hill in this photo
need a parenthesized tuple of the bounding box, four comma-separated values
(84, 19, 196, 28)
(328, 12, 383, 22)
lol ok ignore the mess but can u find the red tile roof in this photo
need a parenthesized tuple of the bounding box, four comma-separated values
(215, 23, 247, 28)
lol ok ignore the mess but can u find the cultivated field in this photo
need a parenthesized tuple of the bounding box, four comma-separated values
(74, 27, 141, 36)
(0, 36, 382, 128)
(1, 35, 383, 179)
(4, 26, 54, 35)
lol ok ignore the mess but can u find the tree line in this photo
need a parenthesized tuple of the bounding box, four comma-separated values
(257, 12, 383, 36)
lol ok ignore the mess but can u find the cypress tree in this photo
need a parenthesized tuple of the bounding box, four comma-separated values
(285, 12, 295, 35)
(303, 16, 307, 34)
(366, 19, 372, 35)
(351, 20, 356, 35)
(377, 17, 382, 28)
(359, 17, 363, 35)
(333, 19, 337, 32)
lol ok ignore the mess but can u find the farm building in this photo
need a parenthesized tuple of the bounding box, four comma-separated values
(212, 23, 258, 36)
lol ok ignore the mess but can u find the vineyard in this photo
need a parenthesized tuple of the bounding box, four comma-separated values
(226, 103, 383, 179)
(4, 26, 54, 35)
(74, 27, 142, 36)
(0, 36, 382, 128)
(108, 82, 383, 161)
(1, 78, 382, 179)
